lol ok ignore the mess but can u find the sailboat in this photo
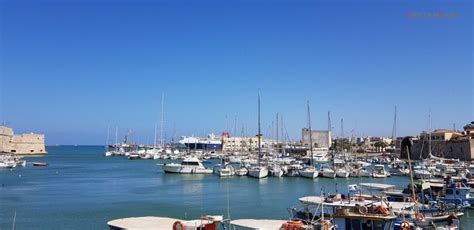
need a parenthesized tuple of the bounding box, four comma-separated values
(300, 101, 318, 179)
(248, 91, 268, 179)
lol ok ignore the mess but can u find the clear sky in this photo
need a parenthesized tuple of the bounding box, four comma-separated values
(1, 0, 472, 145)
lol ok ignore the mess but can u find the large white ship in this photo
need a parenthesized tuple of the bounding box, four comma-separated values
(178, 133, 222, 150)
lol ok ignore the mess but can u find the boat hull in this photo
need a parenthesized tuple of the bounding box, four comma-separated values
(248, 167, 268, 178)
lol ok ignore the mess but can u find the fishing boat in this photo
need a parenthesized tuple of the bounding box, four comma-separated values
(299, 195, 399, 230)
(161, 157, 213, 174)
(33, 162, 48, 166)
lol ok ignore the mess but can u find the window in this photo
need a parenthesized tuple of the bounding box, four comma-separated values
(11, 150, 16, 152)
(30, 150, 34, 152)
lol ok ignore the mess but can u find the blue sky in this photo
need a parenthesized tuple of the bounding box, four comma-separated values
(1, 0, 472, 145)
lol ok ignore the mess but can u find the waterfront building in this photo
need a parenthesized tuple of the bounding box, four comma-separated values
(401, 121, 474, 160)
(0, 126, 46, 155)
(301, 128, 331, 148)
(222, 136, 273, 152)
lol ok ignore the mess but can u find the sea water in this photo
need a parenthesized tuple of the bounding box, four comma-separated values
(0, 146, 472, 229)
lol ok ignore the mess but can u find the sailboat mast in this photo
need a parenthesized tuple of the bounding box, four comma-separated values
(115, 126, 118, 146)
(428, 109, 432, 156)
(276, 113, 279, 144)
(257, 91, 261, 167)
(106, 125, 110, 146)
(391, 106, 397, 152)
(160, 93, 164, 147)
(307, 101, 313, 166)
(340, 118, 344, 152)
(153, 122, 158, 149)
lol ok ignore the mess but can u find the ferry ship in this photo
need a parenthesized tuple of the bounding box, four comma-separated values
(178, 133, 222, 150)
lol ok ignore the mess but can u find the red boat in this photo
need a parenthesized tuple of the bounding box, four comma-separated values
(33, 162, 48, 166)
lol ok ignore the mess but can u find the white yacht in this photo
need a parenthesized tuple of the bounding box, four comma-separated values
(313, 149, 330, 163)
(300, 166, 319, 179)
(321, 167, 336, 178)
(268, 164, 284, 177)
(248, 166, 268, 178)
(336, 167, 350, 178)
(300, 101, 319, 179)
(218, 164, 234, 177)
(372, 164, 390, 178)
(248, 91, 268, 179)
(234, 167, 248, 176)
(161, 157, 213, 174)
(359, 168, 372, 177)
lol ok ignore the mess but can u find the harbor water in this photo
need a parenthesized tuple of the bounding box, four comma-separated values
(0, 146, 472, 229)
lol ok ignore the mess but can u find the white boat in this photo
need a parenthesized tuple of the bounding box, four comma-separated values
(321, 167, 336, 178)
(0, 161, 16, 168)
(247, 91, 268, 179)
(248, 166, 268, 179)
(372, 164, 389, 178)
(336, 167, 350, 178)
(218, 165, 234, 177)
(268, 165, 284, 177)
(161, 157, 213, 174)
(104, 151, 114, 157)
(359, 168, 372, 177)
(108, 215, 223, 230)
(413, 169, 432, 179)
(234, 167, 248, 176)
(128, 153, 140, 160)
(300, 101, 318, 179)
(300, 166, 319, 179)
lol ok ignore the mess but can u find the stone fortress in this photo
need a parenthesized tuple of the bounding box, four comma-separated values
(0, 126, 46, 155)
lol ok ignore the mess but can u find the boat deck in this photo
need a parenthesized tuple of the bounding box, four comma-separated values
(230, 219, 287, 230)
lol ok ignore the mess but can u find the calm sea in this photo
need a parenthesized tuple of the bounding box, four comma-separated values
(0, 146, 472, 229)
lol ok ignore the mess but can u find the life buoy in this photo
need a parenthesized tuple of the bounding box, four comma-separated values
(281, 220, 304, 230)
(415, 213, 425, 221)
(400, 221, 410, 230)
(173, 221, 185, 230)
(359, 206, 368, 214)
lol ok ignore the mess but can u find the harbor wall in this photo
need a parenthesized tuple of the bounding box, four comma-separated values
(405, 138, 473, 161)
(0, 126, 46, 155)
